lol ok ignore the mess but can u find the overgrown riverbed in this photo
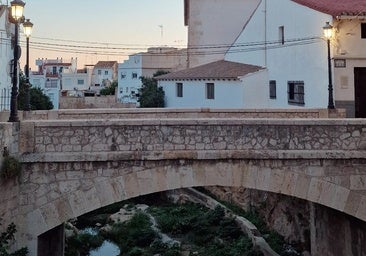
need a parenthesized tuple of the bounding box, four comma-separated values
(65, 191, 298, 256)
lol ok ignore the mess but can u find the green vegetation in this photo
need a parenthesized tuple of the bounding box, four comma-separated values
(1, 156, 21, 180)
(149, 204, 263, 256)
(100, 80, 118, 96)
(0, 222, 28, 256)
(138, 70, 168, 108)
(65, 231, 104, 256)
(65, 193, 292, 256)
(195, 188, 286, 254)
(17, 72, 53, 110)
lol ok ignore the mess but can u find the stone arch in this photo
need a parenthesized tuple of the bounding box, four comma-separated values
(14, 158, 366, 255)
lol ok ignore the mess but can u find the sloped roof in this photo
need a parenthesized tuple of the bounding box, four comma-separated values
(156, 60, 264, 80)
(94, 61, 117, 69)
(292, 0, 366, 17)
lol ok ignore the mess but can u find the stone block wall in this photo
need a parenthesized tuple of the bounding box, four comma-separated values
(21, 119, 366, 156)
(58, 96, 135, 109)
(18, 108, 346, 121)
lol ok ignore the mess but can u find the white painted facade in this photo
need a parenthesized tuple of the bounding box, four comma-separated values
(160, 70, 268, 108)
(225, 0, 332, 109)
(185, 0, 261, 68)
(331, 18, 366, 116)
(0, 5, 13, 110)
(118, 47, 187, 104)
(91, 61, 118, 89)
(61, 67, 92, 96)
(29, 58, 80, 109)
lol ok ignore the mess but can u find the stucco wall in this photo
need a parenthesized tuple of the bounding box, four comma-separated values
(187, 0, 261, 67)
(225, 0, 332, 109)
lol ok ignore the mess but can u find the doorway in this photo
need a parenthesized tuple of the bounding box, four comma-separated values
(354, 67, 366, 118)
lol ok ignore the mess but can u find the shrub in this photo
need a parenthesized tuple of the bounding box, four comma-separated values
(1, 156, 21, 180)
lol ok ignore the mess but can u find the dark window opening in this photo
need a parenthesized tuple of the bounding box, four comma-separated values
(176, 83, 183, 97)
(206, 83, 215, 99)
(269, 80, 276, 99)
(361, 23, 366, 39)
(288, 81, 304, 105)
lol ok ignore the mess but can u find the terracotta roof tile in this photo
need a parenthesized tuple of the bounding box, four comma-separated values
(94, 61, 118, 68)
(156, 60, 264, 80)
(291, 0, 366, 17)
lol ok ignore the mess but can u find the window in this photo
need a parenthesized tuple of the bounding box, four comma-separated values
(121, 73, 126, 79)
(132, 73, 138, 79)
(279, 26, 285, 44)
(269, 80, 276, 99)
(77, 79, 84, 85)
(288, 81, 304, 105)
(98, 70, 102, 75)
(176, 83, 183, 97)
(52, 66, 57, 75)
(362, 23, 366, 38)
(206, 83, 215, 99)
(105, 70, 108, 75)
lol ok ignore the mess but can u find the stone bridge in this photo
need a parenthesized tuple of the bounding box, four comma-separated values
(0, 108, 366, 255)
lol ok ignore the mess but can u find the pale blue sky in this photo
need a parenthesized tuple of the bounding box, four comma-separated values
(20, 0, 187, 68)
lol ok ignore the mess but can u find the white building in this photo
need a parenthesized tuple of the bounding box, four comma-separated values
(165, 0, 366, 112)
(0, 5, 13, 110)
(158, 60, 268, 108)
(62, 66, 92, 96)
(184, 0, 261, 68)
(118, 47, 187, 104)
(29, 58, 79, 109)
(91, 61, 118, 91)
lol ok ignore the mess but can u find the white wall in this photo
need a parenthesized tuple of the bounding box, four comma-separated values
(242, 70, 269, 108)
(0, 6, 13, 110)
(225, 0, 332, 108)
(161, 74, 269, 108)
(118, 55, 143, 103)
(62, 73, 90, 91)
(187, 0, 261, 68)
(333, 19, 366, 102)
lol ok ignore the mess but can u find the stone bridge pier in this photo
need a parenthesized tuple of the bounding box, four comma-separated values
(0, 113, 366, 255)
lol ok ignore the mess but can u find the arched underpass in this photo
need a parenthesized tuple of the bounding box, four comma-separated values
(13, 156, 366, 255)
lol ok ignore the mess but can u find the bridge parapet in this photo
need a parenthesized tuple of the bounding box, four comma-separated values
(20, 118, 366, 163)
(17, 108, 346, 121)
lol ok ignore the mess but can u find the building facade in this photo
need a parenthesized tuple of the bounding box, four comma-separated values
(0, 5, 13, 110)
(177, 0, 366, 114)
(118, 47, 187, 104)
(158, 60, 268, 108)
(29, 58, 79, 109)
(91, 61, 118, 91)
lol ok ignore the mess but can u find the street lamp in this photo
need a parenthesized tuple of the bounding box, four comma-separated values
(323, 21, 335, 109)
(8, 0, 25, 122)
(23, 18, 33, 111)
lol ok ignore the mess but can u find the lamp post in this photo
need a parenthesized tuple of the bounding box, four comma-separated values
(8, 0, 25, 122)
(323, 21, 335, 109)
(23, 18, 33, 111)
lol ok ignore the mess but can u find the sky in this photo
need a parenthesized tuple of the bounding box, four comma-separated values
(17, 0, 187, 70)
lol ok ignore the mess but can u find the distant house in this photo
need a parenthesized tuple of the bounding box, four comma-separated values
(157, 60, 267, 108)
(118, 47, 187, 104)
(91, 61, 118, 91)
(178, 0, 366, 114)
(0, 5, 13, 110)
(29, 58, 79, 109)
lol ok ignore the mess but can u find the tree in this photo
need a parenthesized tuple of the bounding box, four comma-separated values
(17, 72, 53, 110)
(0, 222, 28, 256)
(100, 80, 118, 96)
(138, 70, 168, 108)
